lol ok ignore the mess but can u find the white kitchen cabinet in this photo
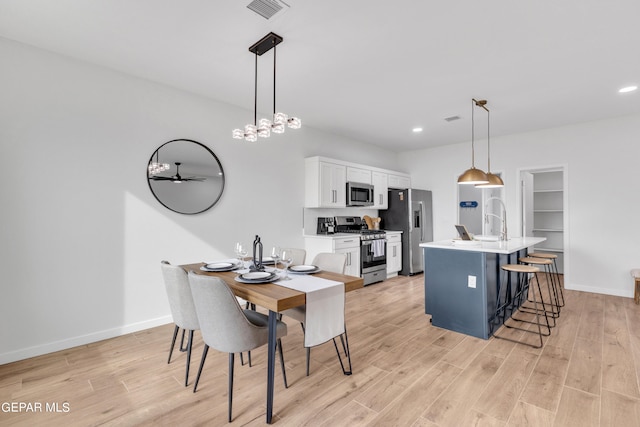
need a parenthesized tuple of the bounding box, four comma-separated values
(304, 235, 361, 277)
(385, 232, 402, 277)
(388, 173, 411, 189)
(346, 166, 372, 184)
(372, 171, 388, 209)
(305, 158, 346, 208)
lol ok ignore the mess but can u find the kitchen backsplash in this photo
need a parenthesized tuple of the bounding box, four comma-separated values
(302, 207, 379, 235)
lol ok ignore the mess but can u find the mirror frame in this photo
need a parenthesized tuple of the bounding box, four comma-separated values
(147, 139, 225, 215)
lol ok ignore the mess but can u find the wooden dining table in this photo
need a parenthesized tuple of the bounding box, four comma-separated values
(181, 262, 364, 424)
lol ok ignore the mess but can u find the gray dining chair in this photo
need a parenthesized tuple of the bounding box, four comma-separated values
(187, 271, 289, 422)
(160, 260, 200, 387)
(281, 252, 352, 376)
(280, 247, 306, 265)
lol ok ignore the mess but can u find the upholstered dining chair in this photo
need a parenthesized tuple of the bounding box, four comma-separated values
(187, 272, 289, 422)
(280, 247, 306, 266)
(281, 252, 352, 376)
(160, 261, 200, 387)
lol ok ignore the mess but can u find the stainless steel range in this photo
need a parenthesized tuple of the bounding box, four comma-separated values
(335, 216, 387, 285)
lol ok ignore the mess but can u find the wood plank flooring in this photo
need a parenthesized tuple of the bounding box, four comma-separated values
(2, 274, 640, 426)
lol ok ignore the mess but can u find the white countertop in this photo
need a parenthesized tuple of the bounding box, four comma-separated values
(420, 237, 546, 254)
(304, 230, 402, 239)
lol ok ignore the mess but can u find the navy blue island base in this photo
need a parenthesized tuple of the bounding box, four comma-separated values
(421, 237, 546, 339)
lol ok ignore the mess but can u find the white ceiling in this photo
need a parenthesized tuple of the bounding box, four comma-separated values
(1, 0, 639, 151)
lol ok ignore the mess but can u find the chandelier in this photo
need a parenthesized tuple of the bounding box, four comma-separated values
(148, 150, 170, 176)
(233, 32, 301, 142)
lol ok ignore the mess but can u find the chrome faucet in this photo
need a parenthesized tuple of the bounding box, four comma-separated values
(485, 197, 508, 241)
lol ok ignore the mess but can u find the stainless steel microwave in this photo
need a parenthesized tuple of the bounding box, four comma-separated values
(346, 181, 374, 206)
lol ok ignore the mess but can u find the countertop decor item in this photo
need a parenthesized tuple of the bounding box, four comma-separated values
(458, 99, 489, 185)
(232, 32, 301, 142)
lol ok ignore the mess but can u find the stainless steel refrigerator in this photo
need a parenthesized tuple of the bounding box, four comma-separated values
(379, 188, 433, 275)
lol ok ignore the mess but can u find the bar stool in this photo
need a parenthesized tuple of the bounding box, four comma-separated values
(528, 252, 564, 307)
(519, 256, 561, 325)
(492, 264, 550, 348)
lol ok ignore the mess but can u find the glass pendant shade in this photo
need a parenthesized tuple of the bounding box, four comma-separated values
(458, 167, 489, 185)
(287, 116, 302, 129)
(272, 121, 285, 134)
(274, 112, 287, 125)
(232, 129, 244, 139)
(244, 124, 257, 142)
(258, 118, 272, 138)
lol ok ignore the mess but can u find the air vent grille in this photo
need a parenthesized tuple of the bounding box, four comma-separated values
(444, 115, 461, 122)
(247, 0, 290, 20)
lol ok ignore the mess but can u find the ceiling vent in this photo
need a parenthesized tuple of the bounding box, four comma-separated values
(247, 0, 290, 20)
(444, 115, 461, 122)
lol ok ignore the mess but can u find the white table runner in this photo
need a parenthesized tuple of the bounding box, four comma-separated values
(277, 274, 345, 347)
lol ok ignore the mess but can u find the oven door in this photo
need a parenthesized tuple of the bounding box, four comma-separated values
(361, 239, 387, 270)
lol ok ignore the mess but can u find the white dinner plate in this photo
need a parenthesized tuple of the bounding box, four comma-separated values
(200, 261, 240, 272)
(206, 262, 234, 269)
(240, 271, 274, 280)
(288, 265, 320, 274)
(235, 271, 277, 284)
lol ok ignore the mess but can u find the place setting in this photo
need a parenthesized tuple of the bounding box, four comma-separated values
(287, 264, 321, 275)
(200, 259, 243, 272)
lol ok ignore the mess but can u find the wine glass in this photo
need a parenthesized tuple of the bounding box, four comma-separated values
(270, 246, 281, 271)
(280, 250, 293, 280)
(235, 242, 247, 268)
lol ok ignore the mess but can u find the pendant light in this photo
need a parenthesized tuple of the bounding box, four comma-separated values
(475, 100, 504, 188)
(232, 32, 301, 141)
(458, 99, 489, 185)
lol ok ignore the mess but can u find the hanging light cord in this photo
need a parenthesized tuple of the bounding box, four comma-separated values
(487, 109, 491, 172)
(273, 43, 277, 116)
(253, 53, 258, 126)
(471, 99, 475, 168)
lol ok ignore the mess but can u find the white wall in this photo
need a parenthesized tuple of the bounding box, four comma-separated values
(0, 38, 400, 363)
(399, 113, 640, 298)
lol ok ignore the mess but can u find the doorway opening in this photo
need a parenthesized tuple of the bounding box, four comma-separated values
(519, 166, 568, 275)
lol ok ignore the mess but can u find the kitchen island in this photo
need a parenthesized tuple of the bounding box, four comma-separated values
(419, 237, 546, 339)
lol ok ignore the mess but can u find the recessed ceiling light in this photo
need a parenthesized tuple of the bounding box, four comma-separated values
(412, 127, 423, 133)
(619, 85, 638, 93)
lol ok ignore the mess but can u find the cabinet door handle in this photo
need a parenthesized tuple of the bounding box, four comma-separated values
(379, 194, 383, 205)
(393, 246, 397, 257)
(346, 252, 351, 266)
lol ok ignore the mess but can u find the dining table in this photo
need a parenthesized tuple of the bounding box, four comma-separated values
(180, 262, 364, 424)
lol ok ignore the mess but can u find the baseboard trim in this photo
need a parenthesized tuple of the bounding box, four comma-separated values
(566, 283, 633, 299)
(0, 315, 173, 365)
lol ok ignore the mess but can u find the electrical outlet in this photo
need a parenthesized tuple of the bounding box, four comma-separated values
(468, 275, 476, 288)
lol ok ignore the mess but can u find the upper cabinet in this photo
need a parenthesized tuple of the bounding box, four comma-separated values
(346, 166, 372, 184)
(388, 173, 411, 189)
(305, 158, 346, 208)
(372, 171, 388, 209)
(305, 156, 409, 209)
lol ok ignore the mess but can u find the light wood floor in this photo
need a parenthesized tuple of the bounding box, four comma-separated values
(2, 274, 640, 426)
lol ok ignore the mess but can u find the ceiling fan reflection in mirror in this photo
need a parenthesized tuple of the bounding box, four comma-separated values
(149, 162, 206, 183)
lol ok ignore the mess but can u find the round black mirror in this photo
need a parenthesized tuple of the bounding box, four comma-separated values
(147, 139, 225, 214)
